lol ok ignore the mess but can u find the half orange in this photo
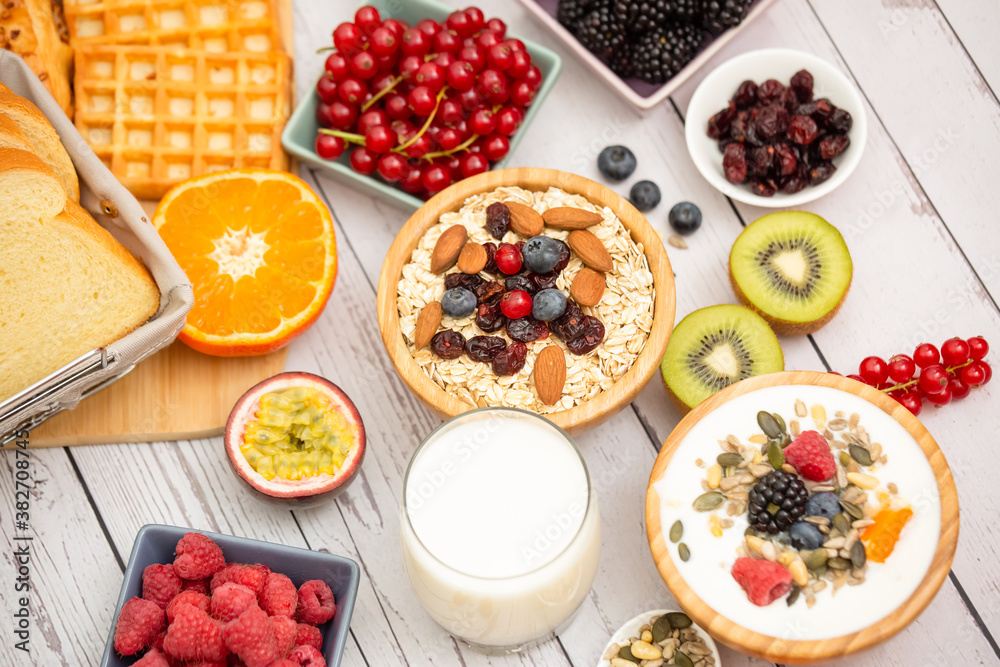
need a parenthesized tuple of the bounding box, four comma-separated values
(154, 169, 337, 356)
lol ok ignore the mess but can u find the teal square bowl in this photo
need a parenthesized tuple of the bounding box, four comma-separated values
(281, 0, 562, 210)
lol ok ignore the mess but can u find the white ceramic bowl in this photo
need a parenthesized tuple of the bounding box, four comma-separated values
(685, 48, 867, 207)
(597, 608, 721, 667)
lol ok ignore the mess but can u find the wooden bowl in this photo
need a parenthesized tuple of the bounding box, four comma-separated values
(376, 167, 675, 435)
(645, 371, 959, 664)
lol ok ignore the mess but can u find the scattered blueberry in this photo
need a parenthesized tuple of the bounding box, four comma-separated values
(597, 145, 637, 181)
(788, 521, 825, 550)
(629, 180, 661, 211)
(531, 289, 568, 322)
(441, 287, 477, 318)
(522, 235, 564, 274)
(668, 201, 702, 235)
(804, 491, 841, 521)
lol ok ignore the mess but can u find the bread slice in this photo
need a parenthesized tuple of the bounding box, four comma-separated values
(0, 152, 159, 402)
(0, 0, 74, 117)
(0, 89, 78, 200)
(0, 113, 32, 151)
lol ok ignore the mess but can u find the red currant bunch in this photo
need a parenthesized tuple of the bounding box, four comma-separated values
(837, 336, 991, 415)
(312, 5, 542, 201)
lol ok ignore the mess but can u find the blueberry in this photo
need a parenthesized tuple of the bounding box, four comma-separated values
(597, 145, 637, 181)
(804, 491, 840, 521)
(531, 288, 567, 322)
(788, 521, 825, 550)
(521, 235, 563, 274)
(668, 201, 702, 235)
(629, 180, 661, 211)
(440, 287, 476, 318)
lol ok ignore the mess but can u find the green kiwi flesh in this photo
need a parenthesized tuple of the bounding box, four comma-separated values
(729, 211, 852, 333)
(660, 304, 784, 412)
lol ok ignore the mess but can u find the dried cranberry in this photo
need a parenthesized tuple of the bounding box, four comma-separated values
(473, 280, 504, 305)
(779, 87, 800, 111)
(756, 79, 785, 105)
(482, 242, 499, 274)
(809, 162, 837, 185)
(819, 134, 850, 160)
(801, 98, 834, 125)
(505, 274, 536, 295)
(551, 239, 571, 272)
(748, 145, 773, 177)
(707, 100, 736, 139)
(529, 271, 559, 292)
(827, 107, 852, 134)
(467, 335, 507, 362)
(430, 330, 466, 359)
(729, 112, 749, 143)
(566, 316, 605, 355)
(749, 178, 777, 197)
(753, 104, 788, 140)
(475, 301, 507, 332)
(506, 316, 549, 343)
(789, 69, 814, 103)
(445, 272, 484, 291)
(772, 143, 797, 176)
(550, 300, 586, 341)
(492, 341, 527, 375)
(780, 166, 809, 194)
(733, 80, 758, 108)
(485, 202, 510, 239)
(787, 115, 818, 145)
(723, 142, 748, 184)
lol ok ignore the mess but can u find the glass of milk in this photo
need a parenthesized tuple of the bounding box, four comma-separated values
(401, 407, 601, 652)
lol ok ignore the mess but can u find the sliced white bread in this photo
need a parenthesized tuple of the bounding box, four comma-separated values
(0, 88, 79, 200)
(0, 113, 32, 151)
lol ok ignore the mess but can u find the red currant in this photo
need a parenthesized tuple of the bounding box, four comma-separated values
(385, 93, 411, 120)
(399, 55, 423, 80)
(401, 27, 431, 57)
(858, 356, 888, 385)
(350, 146, 378, 175)
(510, 81, 535, 107)
(887, 354, 916, 383)
(500, 290, 532, 319)
(948, 377, 971, 400)
(898, 391, 922, 416)
(365, 125, 394, 153)
(507, 50, 531, 79)
(315, 134, 346, 160)
(977, 360, 993, 384)
(325, 53, 349, 81)
(338, 78, 367, 105)
(486, 17, 507, 37)
(925, 384, 952, 407)
(917, 364, 949, 394)
(400, 165, 425, 193)
(415, 62, 446, 91)
(459, 45, 486, 72)
(846, 374, 866, 384)
(357, 109, 388, 134)
(482, 134, 510, 161)
(422, 164, 452, 193)
(523, 65, 542, 88)
(470, 108, 496, 135)
(940, 337, 971, 367)
(460, 153, 489, 178)
(446, 9, 475, 37)
(476, 29, 502, 51)
(315, 102, 334, 127)
(505, 38, 526, 53)
(316, 75, 338, 103)
(382, 18, 406, 39)
(431, 52, 455, 69)
(480, 69, 509, 105)
(415, 18, 440, 38)
(349, 51, 377, 80)
(495, 243, 522, 274)
(960, 362, 986, 387)
(376, 153, 408, 182)
(333, 22, 363, 55)
(328, 101, 358, 130)
(433, 30, 461, 55)
(495, 106, 522, 136)
(437, 127, 463, 151)
(354, 6, 381, 35)
(487, 42, 514, 71)
(913, 343, 940, 368)
(446, 61, 475, 91)
(457, 87, 483, 111)
(439, 98, 464, 125)
(369, 26, 398, 57)
(403, 134, 434, 158)
(967, 336, 989, 361)
(464, 7, 486, 33)
(408, 85, 437, 116)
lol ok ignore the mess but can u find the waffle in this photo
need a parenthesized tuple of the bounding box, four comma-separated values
(64, 0, 280, 52)
(74, 44, 290, 199)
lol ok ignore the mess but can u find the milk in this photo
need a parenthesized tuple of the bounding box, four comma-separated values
(401, 409, 601, 649)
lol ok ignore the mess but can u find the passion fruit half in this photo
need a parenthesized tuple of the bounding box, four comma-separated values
(225, 372, 365, 508)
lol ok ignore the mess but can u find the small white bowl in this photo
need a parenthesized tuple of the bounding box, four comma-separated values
(597, 608, 721, 667)
(685, 48, 867, 208)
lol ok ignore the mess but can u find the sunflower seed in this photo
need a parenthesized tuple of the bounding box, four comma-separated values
(812, 580, 828, 592)
(678, 543, 690, 562)
(849, 444, 873, 467)
(870, 442, 883, 460)
(727, 434, 741, 448)
(790, 420, 801, 436)
(851, 540, 867, 568)
(795, 399, 807, 417)
(824, 536, 846, 549)
(828, 418, 847, 431)
(717, 452, 743, 467)
(849, 413, 860, 430)
(887, 482, 898, 495)
(811, 404, 826, 430)
(757, 411, 782, 439)
(804, 516, 831, 526)
(693, 492, 725, 511)
(767, 442, 785, 470)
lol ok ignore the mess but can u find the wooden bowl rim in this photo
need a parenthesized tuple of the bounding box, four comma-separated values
(376, 167, 676, 435)
(645, 370, 959, 664)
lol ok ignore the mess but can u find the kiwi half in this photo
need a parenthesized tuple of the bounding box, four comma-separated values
(660, 304, 784, 414)
(729, 211, 852, 335)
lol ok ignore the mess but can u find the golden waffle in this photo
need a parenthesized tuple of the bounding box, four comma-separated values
(74, 44, 290, 199)
(65, 0, 280, 52)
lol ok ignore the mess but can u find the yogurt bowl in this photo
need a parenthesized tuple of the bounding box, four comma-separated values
(645, 371, 958, 664)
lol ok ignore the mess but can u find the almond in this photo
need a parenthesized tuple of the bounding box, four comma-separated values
(567, 229, 613, 272)
(570, 267, 605, 307)
(505, 201, 544, 237)
(534, 345, 566, 406)
(457, 241, 487, 274)
(541, 207, 603, 230)
(413, 301, 442, 350)
(430, 224, 467, 274)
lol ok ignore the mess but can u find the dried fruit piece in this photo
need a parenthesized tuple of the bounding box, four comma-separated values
(566, 316, 605, 355)
(485, 202, 510, 239)
(492, 341, 527, 375)
(861, 506, 912, 563)
(430, 330, 465, 359)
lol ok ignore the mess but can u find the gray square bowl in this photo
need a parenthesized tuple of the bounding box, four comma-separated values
(100, 524, 360, 667)
(281, 0, 562, 210)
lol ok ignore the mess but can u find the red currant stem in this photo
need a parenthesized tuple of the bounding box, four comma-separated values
(394, 86, 449, 152)
(317, 128, 366, 144)
(420, 133, 481, 161)
(316, 46, 336, 54)
(361, 75, 404, 113)
(878, 358, 977, 394)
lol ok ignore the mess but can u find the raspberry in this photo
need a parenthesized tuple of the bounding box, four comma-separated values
(181, 578, 211, 595)
(287, 644, 327, 667)
(142, 564, 182, 609)
(272, 615, 298, 656)
(211, 583, 258, 623)
(114, 597, 165, 656)
(783, 430, 837, 481)
(223, 607, 281, 667)
(211, 564, 268, 597)
(731, 557, 793, 606)
(296, 580, 336, 625)
(269, 661, 298, 667)
(173, 532, 225, 580)
(133, 648, 171, 666)
(186, 662, 227, 667)
(166, 590, 211, 623)
(162, 603, 227, 662)
(294, 623, 323, 651)
(151, 629, 166, 651)
(262, 572, 299, 618)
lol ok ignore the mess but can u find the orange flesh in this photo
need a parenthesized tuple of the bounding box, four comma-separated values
(861, 506, 913, 563)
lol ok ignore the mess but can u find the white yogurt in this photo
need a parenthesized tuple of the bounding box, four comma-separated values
(653, 384, 941, 640)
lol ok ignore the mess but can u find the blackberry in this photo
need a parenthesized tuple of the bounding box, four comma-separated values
(747, 470, 809, 535)
(614, 0, 700, 33)
(573, 3, 629, 60)
(631, 23, 705, 84)
(700, 0, 754, 36)
(556, 0, 600, 28)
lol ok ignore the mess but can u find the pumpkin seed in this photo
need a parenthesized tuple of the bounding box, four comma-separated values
(839, 451, 850, 467)
(786, 584, 801, 606)
(693, 491, 725, 512)
(851, 540, 867, 568)
(757, 411, 782, 439)
(618, 645, 641, 663)
(678, 543, 690, 562)
(806, 548, 828, 571)
(674, 650, 694, 667)
(666, 612, 692, 629)
(670, 520, 683, 543)
(767, 442, 785, 470)
(652, 615, 671, 643)
(840, 500, 864, 520)
(849, 444, 873, 467)
(773, 412, 787, 434)
(832, 513, 851, 535)
(828, 557, 852, 570)
(717, 452, 743, 467)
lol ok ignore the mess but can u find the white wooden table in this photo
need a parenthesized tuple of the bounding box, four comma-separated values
(4, 0, 1000, 664)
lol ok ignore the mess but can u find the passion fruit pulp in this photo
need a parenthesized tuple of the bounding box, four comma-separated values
(225, 372, 365, 508)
